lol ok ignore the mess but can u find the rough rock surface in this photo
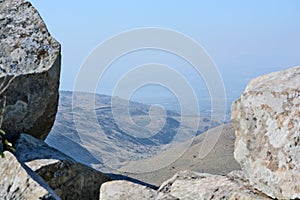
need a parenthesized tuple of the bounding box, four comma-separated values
(15, 134, 111, 200)
(232, 66, 300, 199)
(0, 0, 61, 140)
(99, 180, 157, 200)
(0, 151, 60, 200)
(156, 170, 270, 200)
(99, 170, 270, 200)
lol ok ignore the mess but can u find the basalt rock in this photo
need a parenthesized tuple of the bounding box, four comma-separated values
(0, 0, 61, 140)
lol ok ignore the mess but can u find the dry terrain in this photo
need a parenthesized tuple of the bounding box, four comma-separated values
(47, 91, 240, 187)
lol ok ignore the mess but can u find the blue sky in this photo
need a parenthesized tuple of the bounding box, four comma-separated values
(30, 0, 300, 104)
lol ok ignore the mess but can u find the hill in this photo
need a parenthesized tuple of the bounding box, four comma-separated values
(117, 123, 240, 186)
(46, 91, 239, 186)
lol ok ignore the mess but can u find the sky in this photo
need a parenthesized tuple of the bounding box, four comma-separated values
(30, 0, 300, 107)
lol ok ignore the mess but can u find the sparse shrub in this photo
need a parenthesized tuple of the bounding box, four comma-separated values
(0, 129, 15, 158)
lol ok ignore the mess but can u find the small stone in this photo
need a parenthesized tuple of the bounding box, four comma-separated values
(100, 180, 157, 200)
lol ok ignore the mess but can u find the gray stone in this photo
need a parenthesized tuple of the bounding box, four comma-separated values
(0, 0, 61, 140)
(99, 180, 157, 200)
(98, 170, 271, 200)
(232, 66, 300, 199)
(157, 170, 270, 200)
(0, 151, 60, 200)
(15, 134, 111, 200)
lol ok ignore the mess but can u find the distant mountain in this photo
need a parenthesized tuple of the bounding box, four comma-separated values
(46, 91, 223, 172)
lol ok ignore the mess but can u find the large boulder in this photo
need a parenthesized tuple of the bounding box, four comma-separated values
(0, 151, 60, 200)
(232, 66, 300, 199)
(15, 134, 111, 200)
(0, 0, 61, 140)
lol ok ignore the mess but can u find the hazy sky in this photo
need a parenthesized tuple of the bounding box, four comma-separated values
(30, 0, 300, 103)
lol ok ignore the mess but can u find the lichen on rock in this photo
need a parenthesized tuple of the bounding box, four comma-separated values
(0, 0, 61, 140)
(232, 66, 300, 199)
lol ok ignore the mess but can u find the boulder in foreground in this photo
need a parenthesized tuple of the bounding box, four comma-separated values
(100, 180, 158, 200)
(15, 134, 111, 200)
(157, 170, 270, 200)
(0, 151, 60, 200)
(0, 0, 61, 140)
(99, 170, 270, 200)
(232, 66, 300, 199)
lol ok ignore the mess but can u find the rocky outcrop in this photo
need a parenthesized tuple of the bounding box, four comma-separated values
(0, 151, 60, 200)
(14, 134, 111, 200)
(156, 170, 270, 200)
(99, 170, 270, 200)
(232, 66, 300, 199)
(0, 1, 113, 199)
(0, 0, 61, 140)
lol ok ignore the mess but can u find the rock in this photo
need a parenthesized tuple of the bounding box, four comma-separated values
(0, 0, 61, 140)
(155, 194, 179, 200)
(0, 151, 60, 200)
(232, 66, 300, 199)
(14, 134, 111, 200)
(99, 180, 157, 200)
(157, 170, 270, 200)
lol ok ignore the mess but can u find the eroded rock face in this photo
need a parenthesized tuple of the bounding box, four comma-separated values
(0, 0, 61, 140)
(0, 151, 60, 200)
(15, 134, 111, 200)
(232, 66, 300, 199)
(156, 170, 270, 200)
